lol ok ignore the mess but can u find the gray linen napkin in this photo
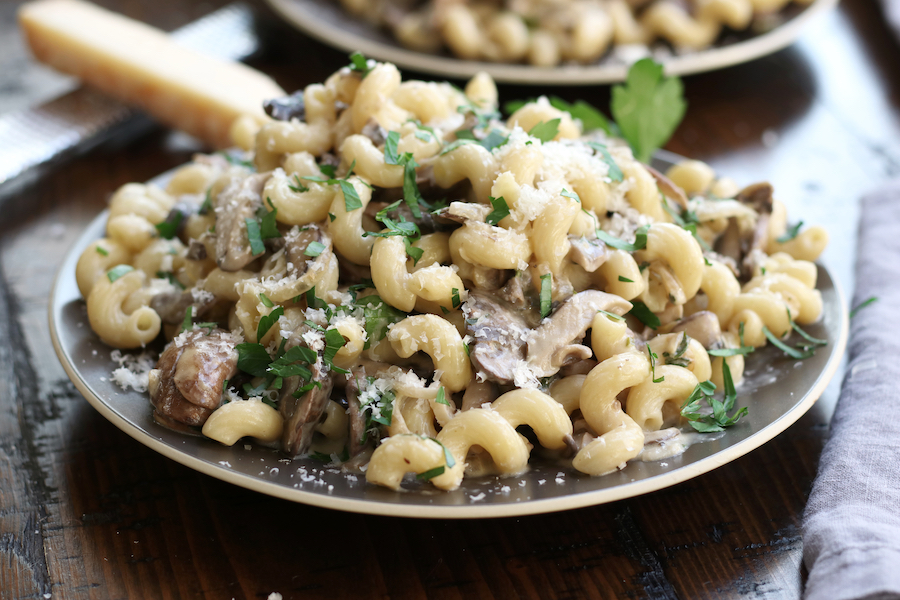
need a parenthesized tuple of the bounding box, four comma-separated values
(802, 180, 900, 600)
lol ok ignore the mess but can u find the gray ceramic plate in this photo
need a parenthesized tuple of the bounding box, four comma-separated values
(49, 155, 847, 518)
(265, 0, 838, 85)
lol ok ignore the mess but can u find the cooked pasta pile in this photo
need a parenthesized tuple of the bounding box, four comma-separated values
(76, 60, 827, 490)
(336, 0, 814, 67)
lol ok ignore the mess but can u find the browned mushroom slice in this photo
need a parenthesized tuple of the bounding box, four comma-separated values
(461, 380, 499, 411)
(173, 332, 239, 410)
(568, 236, 610, 272)
(148, 329, 237, 428)
(669, 311, 722, 349)
(498, 269, 534, 310)
(263, 90, 305, 121)
(464, 291, 530, 385)
(345, 368, 370, 459)
(150, 289, 216, 325)
(284, 224, 326, 279)
(279, 363, 334, 457)
(646, 165, 688, 210)
(525, 290, 632, 378)
(214, 172, 269, 271)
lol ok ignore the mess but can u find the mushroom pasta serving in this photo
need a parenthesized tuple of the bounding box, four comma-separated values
(75, 57, 828, 491)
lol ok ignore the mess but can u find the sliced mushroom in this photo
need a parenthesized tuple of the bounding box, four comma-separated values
(498, 269, 534, 310)
(173, 332, 240, 410)
(361, 119, 388, 146)
(149, 329, 237, 428)
(345, 367, 370, 459)
(150, 289, 216, 325)
(715, 182, 774, 280)
(568, 236, 610, 272)
(525, 290, 632, 378)
(464, 291, 530, 385)
(646, 165, 688, 210)
(264, 90, 306, 121)
(669, 310, 722, 349)
(284, 224, 327, 280)
(186, 239, 208, 261)
(279, 361, 335, 457)
(214, 172, 269, 271)
(461, 380, 499, 411)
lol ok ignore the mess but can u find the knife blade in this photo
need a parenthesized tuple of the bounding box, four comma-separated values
(0, 2, 261, 196)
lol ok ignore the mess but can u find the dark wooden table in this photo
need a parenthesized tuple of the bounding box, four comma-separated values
(2, 0, 898, 597)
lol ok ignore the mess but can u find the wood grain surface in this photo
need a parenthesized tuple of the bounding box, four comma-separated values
(1, 0, 899, 597)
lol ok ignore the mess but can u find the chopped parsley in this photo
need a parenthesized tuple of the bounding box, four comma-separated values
(106, 264, 134, 283)
(560, 189, 580, 202)
(648, 348, 665, 382)
(628, 301, 660, 330)
(155, 211, 183, 240)
(485, 196, 510, 226)
(288, 174, 309, 193)
(777, 221, 804, 243)
(850, 296, 878, 318)
(596, 224, 650, 252)
(348, 51, 371, 77)
(302, 167, 363, 212)
(539, 273, 553, 318)
(451, 288, 461, 309)
(304, 241, 326, 257)
(256, 305, 284, 341)
(586, 142, 624, 182)
(323, 328, 349, 374)
(355, 294, 405, 348)
(259, 293, 274, 307)
(528, 119, 560, 143)
(435, 386, 450, 406)
(416, 466, 445, 481)
(245, 218, 265, 256)
(680, 362, 748, 433)
(618, 275, 633, 283)
(95, 245, 109, 256)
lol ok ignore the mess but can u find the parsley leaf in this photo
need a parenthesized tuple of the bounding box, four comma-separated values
(155, 211, 183, 240)
(258, 201, 281, 239)
(348, 51, 371, 77)
(435, 386, 450, 406)
(611, 58, 686, 163)
(383, 131, 401, 165)
(648, 348, 665, 383)
(486, 196, 510, 226)
(628, 301, 660, 330)
(596, 224, 650, 251)
(850, 296, 878, 318)
(107, 264, 134, 283)
(416, 466, 445, 481)
(96, 245, 109, 256)
(305, 241, 326, 257)
(586, 142, 625, 182)
(540, 273, 552, 318)
(777, 221, 804, 243)
(440, 139, 476, 155)
(618, 275, 633, 283)
(762, 326, 815, 359)
(323, 328, 349, 374)
(479, 129, 509, 152)
(245, 218, 265, 256)
(528, 119, 560, 143)
(257, 306, 284, 341)
(355, 295, 405, 348)
(236, 343, 273, 377)
(680, 362, 748, 433)
(259, 293, 274, 308)
(288, 174, 309, 193)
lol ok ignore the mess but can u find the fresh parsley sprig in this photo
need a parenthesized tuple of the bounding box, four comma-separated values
(680, 362, 748, 433)
(611, 58, 686, 163)
(596, 224, 650, 252)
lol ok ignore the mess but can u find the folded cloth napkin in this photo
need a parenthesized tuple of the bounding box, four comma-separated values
(802, 181, 900, 600)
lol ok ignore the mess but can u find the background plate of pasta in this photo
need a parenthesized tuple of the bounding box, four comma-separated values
(50, 62, 846, 518)
(264, 0, 837, 84)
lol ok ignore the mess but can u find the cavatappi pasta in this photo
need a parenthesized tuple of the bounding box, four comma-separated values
(79, 61, 827, 491)
(334, 0, 815, 67)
